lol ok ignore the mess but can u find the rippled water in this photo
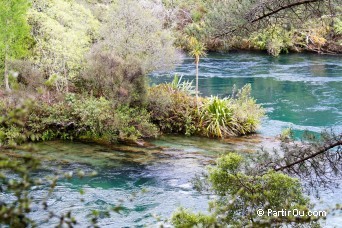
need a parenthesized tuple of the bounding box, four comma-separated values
(6, 52, 342, 227)
(151, 52, 342, 137)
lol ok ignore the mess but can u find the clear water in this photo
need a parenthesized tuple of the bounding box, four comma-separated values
(9, 52, 342, 227)
(151, 52, 342, 137)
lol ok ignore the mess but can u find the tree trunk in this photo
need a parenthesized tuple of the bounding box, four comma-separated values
(4, 52, 11, 92)
(195, 56, 199, 106)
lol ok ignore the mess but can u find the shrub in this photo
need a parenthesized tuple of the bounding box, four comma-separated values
(249, 26, 293, 56)
(171, 208, 216, 228)
(333, 18, 342, 35)
(8, 60, 45, 91)
(0, 95, 159, 146)
(228, 84, 265, 135)
(172, 153, 317, 227)
(148, 81, 264, 138)
(147, 82, 199, 136)
(200, 84, 264, 137)
(200, 96, 233, 138)
(79, 46, 148, 106)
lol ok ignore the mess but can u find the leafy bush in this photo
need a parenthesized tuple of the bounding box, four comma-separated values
(171, 208, 216, 228)
(79, 46, 148, 106)
(0, 95, 159, 146)
(250, 26, 293, 56)
(200, 96, 233, 137)
(8, 60, 45, 92)
(200, 84, 264, 137)
(0, 99, 33, 146)
(147, 82, 199, 136)
(148, 82, 263, 138)
(228, 84, 265, 135)
(334, 18, 342, 35)
(172, 153, 319, 227)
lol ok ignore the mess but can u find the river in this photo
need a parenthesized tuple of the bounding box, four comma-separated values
(14, 52, 342, 227)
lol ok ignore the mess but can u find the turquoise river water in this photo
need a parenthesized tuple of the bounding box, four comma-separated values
(10, 52, 342, 227)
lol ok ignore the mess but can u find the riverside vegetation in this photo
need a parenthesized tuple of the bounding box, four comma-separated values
(0, 0, 341, 227)
(0, 0, 265, 147)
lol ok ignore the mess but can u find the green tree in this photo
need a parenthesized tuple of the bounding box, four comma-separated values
(28, 0, 99, 92)
(188, 37, 206, 105)
(172, 153, 322, 227)
(0, 0, 31, 92)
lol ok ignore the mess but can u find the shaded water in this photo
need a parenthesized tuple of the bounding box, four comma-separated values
(6, 52, 342, 227)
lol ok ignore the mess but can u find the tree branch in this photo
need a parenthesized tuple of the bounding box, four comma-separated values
(215, 0, 325, 38)
(250, 0, 324, 23)
(274, 141, 342, 171)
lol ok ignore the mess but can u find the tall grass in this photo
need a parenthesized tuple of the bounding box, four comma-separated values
(200, 84, 265, 137)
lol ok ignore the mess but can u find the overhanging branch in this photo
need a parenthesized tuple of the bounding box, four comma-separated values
(274, 141, 342, 171)
(215, 0, 326, 38)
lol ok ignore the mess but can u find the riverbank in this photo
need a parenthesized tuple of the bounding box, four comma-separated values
(0, 79, 264, 147)
(1, 52, 341, 227)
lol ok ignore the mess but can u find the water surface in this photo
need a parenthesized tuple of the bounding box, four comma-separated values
(6, 52, 342, 227)
(151, 52, 342, 137)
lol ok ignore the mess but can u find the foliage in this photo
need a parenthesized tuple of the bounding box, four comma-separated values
(79, 46, 147, 106)
(148, 81, 264, 137)
(79, 0, 179, 105)
(174, 0, 342, 54)
(200, 96, 233, 138)
(0, 0, 32, 91)
(171, 207, 216, 228)
(28, 0, 99, 91)
(147, 82, 199, 136)
(8, 59, 45, 92)
(333, 18, 342, 35)
(228, 84, 265, 135)
(170, 74, 196, 95)
(1, 83, 264, 146)
(280, 127, 294, 142)
(249, 26, 293, 56)
(0, 95, 159, 146)
(172, 153, 321, 227)
(99, 0, 178, 74)
(201, 84, 265, 137)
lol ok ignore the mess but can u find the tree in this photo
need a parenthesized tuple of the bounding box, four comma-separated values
(28, 0, 99, 92)
(252, 130, 342, 191)
(81, 0, 179, 104)
(188, 37, 206, 106)
(0, 0, 31, 92)
(172, 131, 342, 227)
(172, 153, 322, 227)
(207, 0, 337, 38)
(100, 0, 178, 74)
(203, 0, 341, 54)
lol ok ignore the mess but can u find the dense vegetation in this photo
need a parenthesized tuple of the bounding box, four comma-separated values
(162, 0, 342, 55)
(0, 0, 341, 227)
(172, 131, 342, 227)
(0, 0, 268, 147)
